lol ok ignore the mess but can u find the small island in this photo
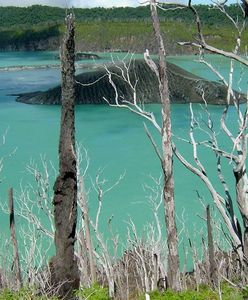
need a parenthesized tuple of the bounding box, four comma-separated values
(15, 60, 245, 105)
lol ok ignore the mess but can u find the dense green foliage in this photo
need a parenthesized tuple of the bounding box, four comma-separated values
(0, 4, 247, 52)
(0, 25, 60, 50)
(141, 284, 244, 300)
(0, 4, 244, 28)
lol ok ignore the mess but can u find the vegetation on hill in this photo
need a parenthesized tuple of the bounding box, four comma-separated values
(0, 4, 244, 28)
(0, 24, 60, 51)
(0, 5, 247, 53)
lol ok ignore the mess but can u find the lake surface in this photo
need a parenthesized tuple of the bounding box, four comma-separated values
(0, 51, 247, 264)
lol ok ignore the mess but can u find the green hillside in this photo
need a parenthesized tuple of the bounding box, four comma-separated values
(0, 4, 244, 27)
(0, 4, 247, 53)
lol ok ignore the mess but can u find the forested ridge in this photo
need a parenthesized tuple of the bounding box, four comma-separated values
(0, 4, 244, 27)
(0, 4, 247, 53)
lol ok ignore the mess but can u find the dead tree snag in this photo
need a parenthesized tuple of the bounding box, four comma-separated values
(9, 187, 22, 288)
(150, 0, 181, 291)
(52, 14, 79, 299)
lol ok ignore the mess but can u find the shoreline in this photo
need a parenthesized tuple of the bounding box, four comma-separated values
(0, 62, 100, 72)
(0, 54, 198, 72)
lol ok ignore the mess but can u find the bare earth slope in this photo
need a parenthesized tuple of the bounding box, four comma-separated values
(16, 60, 244, 105)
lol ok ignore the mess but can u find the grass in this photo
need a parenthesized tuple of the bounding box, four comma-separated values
(0, 283, 246, 300)
(0, 287, 59, 300)
(142, 284, 244, 300)
(76, 283, 109, 300)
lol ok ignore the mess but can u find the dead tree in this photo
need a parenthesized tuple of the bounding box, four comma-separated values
(149, 0, 181, 291)
(206, 205, 218, 288)
(177, 0, 248, 67)
(78, 177, 96, 284)
(166, 0, 248, 276)
(51, 14, 79, 299)
(8, 187, 22, 288)
(103, 0, 181, 291)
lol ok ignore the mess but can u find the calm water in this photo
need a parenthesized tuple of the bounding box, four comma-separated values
(0, 51, 247, 261)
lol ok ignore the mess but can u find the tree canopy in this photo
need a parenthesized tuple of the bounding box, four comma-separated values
(0, 4, 244, 29)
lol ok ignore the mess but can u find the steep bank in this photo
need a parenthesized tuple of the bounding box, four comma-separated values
(0, 25, 61, 51)
(15, 60, 244, 105)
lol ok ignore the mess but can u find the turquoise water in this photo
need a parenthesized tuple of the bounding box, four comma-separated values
(0, 51, 59, 68)
(168, 54, 248, 91)
(0, 51, 146, 70)
(0, 51, 247, 263)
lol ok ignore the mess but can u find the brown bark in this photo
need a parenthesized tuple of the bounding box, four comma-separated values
(52, 14, 79, 299)
(150, 0, 181, 291)
(206, 205, 218, 288)
(8, 187, 22, 288)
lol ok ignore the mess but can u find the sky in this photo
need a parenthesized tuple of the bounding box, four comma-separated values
(0, 0, 237, 8)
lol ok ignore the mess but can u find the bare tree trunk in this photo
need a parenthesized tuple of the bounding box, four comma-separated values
(8, 187, 22, 288)
(80, 179, 96, 283)
(102, 0, 181, 291)
(153, 253, 158, 291)
(150, 0, 181, 291)
(52, 14, 79, 299)
(234, 169, 248, 277)
(206, 205, 218, 288)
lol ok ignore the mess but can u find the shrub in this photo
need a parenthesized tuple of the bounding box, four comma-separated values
(0, 288, 58, 300)
(141, 284, 243, 300)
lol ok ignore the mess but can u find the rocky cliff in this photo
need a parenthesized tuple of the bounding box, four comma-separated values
(16, 60, 245, 105)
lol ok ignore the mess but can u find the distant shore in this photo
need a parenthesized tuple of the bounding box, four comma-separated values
(0, 63, 100, 72)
